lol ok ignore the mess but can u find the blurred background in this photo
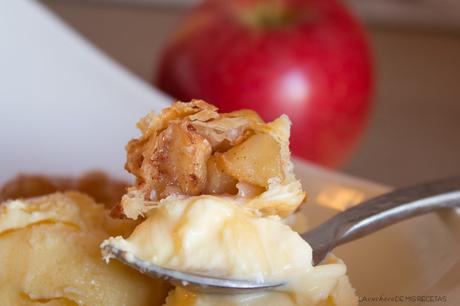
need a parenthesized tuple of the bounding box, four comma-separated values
(43, 0, 460, 187)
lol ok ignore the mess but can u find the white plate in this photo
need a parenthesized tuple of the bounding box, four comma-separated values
(0, 1, 458, 305)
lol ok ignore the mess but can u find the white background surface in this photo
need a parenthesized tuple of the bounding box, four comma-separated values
(0, 0, 169, 184)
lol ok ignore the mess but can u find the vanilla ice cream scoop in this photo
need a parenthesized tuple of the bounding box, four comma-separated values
(102, 195, 346, 297)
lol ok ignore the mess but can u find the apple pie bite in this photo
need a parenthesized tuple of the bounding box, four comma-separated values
(102, 100, 358, 306)
(116, 100, 306, 219)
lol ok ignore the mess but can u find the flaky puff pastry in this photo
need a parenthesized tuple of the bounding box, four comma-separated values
(115, 100, 306, 219)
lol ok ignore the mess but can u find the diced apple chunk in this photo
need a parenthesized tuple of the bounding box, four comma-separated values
(218, 133, 283, 188)
(204, 155, 238, 195)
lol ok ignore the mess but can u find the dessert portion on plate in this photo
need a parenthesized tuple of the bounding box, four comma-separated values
(0, 100, 357, 306)
(103, 100, 358, 306)
(0, 192, 169, 305)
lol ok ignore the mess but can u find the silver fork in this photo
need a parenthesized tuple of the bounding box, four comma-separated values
(102, 176, 460, 294)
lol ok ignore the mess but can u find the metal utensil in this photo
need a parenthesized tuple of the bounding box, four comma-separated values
(103, 176, 460, 294)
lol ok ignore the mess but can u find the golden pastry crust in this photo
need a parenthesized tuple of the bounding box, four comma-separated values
(0, 171, 127, 209)
(117, 100, 306, 219)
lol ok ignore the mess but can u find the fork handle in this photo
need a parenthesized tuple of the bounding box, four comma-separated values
(302, 176, 460, 265)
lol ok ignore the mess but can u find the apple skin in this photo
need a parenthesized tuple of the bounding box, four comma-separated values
(155, 0, 373, 167)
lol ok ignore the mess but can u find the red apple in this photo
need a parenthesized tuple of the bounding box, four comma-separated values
(155, 0, 373, 167)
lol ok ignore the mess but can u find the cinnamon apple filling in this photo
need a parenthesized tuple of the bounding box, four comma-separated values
(116, 100, 306, 219)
